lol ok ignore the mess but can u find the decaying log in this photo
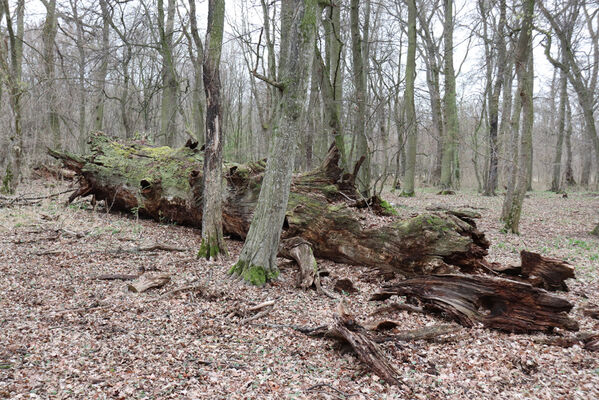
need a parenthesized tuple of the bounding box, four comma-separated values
(533, 332, 599, 352)
(370, 302, 425, 316)
(490, 250, 575, 291)
(323, 302, 406, 387)
(127, 273, 171, 293)
(519, 251, 574, 291)
(371, 275, 579, 333)
(279, 237, 319, 289)
(49, 132, 493, 278)
(583, 304, 599, 320)
(333, 278, 358, 294)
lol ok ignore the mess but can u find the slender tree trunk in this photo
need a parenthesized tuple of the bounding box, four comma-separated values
(43, 0, 59, 150)
(94, 0, 109, 132)
(551, 61, 568, 192)
(189, 0, 206, 144)
(564, 101, 576, 186)
(440, 0, 459, 191)
(401, 0, 417, 197)
(483, 0, 507, 196)
(503, 0, 534, 234)
(199, 0, 227, 259)
(71, 1, 87, 150)
(0, 0, 24, 193)
(350, 0, 371, 196)
(158, 0, 179, 146)
(230, 0, 317, 285)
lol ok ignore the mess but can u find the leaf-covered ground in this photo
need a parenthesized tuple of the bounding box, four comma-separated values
(1, 181, 598, 399)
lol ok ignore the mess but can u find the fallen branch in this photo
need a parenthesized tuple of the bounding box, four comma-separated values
(127, 273, 171, 293)
(371, 275, 579, 333)
(369, 302, 424, 316)
(95, 273, 140, 281)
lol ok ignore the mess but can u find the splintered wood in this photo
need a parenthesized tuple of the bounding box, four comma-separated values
(372, 275, 579, 333)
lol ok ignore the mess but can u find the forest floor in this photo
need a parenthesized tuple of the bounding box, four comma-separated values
(1, 179, 598, 400)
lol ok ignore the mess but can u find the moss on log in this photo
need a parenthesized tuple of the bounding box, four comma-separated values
(49, 133, 503, 277)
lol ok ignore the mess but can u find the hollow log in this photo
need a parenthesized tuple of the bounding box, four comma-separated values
(371, 275, 579, 333)
(49, 132, 492, 277)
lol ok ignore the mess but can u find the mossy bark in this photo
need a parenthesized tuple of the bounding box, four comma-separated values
(52, 133, 494, 279)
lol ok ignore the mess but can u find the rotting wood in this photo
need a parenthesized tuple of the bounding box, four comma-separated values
(489, 250, 575, 291)
(519, 250, 574, 291)
(279, 237, 319, 289)
(369, 302, 424, 316)
(371, 275, 579, 333)
(533, 332, 599, 352)
(333, 278, 358, 294)
(583, 304, 599, 320)
(127, 273, 171, 293)
(50, 133, 496, 278)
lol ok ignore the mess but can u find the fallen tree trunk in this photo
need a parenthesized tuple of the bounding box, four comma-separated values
(371, 275, 579, 333)
(50, 132, 492, 277)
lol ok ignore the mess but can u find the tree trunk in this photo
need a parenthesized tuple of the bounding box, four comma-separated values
(94, 0, 110, 132)
(564, 101, 576, 186)
(199, 0, 227, 259)
(401, 0, 417, 197)
(551, 60, 568, 192)
(0, 0, 24, 193)
(158, 0, 179, 146)
(188, 0, 205, 145)
(43, 0, 60, 150)
(483, 0, 507, 196)
(440, 0, 459, 191)
(230, 0, 318, 285)
(502, 0, 534, 234)
(350, 0, 371, 196)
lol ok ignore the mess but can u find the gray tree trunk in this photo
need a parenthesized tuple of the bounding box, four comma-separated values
(550, 59, 568, 192)
(199, 0, 227, 259)
(0, 0, 24, 193)
(350, 0, 371, 196)
(440, 0, 459, 191)
(502, 0, 534, 234)
(43, 0, 60, 150)
(483, 0, 507, 196)
(158, 0, 179, 146)
(230, 0, 317, 285)
(94, 0, 110, 132)
(401, 0, 417, 197)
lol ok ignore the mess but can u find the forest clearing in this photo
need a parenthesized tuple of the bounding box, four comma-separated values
(0, 173, 598, 399)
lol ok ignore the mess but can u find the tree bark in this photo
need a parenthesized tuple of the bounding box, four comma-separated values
(372, 274, 579, 333)
(401, 0, 417, 197)
(0, 0, 24, 193)
(440, 0, 459, 191)
(350, 0, 371, 196)
(199, 0, 226, 259)
(43, 0, 60, 150)
(94, 0, 110, 132)
(158, 0, 179, 146)
(230, 0, 318, 285)
(483, 0, 507, 196)
(502, 0, 534, 234)
(550, 59, 568, 192)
